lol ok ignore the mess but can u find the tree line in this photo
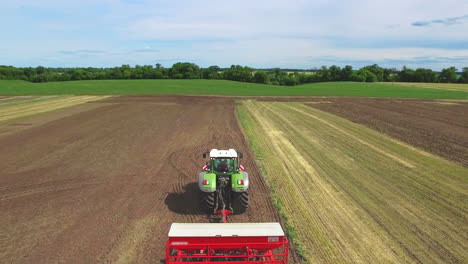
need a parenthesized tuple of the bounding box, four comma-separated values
(0, 62, 467, 85)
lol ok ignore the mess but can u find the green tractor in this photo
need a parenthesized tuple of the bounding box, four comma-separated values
(199, 149, 249, 220)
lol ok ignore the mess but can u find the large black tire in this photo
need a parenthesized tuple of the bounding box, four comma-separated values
(232, 191, 249, 214)
(201, 192, 216, 213)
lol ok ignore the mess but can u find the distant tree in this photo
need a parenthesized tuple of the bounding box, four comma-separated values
(202, 66, 220, 79)
(296, 72, 315, 84)
(71, 69, 85, 80)
(353, 68, 377, 82)
(328, 65, 342, 81)
(458, 67, 468, 83)
(121, 64, 132, 79)
(253, 71, 269, 84)
(132, 65, 144, 79)
(277, 72, 291, 85)
(0, 63, 464, 86)
(398, 66, 416, 82)
(169, 62, 201, 79)
(223, 65, 253, 82)
(341, 65, 353, 81)
(0, 66, 26, 80)
(109, 66, 123, 79)
(317, 66, 331, 81)
(23, 67, 36, 80)
(154, 67, 168, 79)
(414, 68, 437, 82)
(282, 74, 297, 85)
(30, 75, 42, 83)
(272, 68, 281, 76)
(59, 72, 71, 81)
(383, 68, 398, 82)
(36, 66, 46, 75)
(349, 71, 361, 82)
(267, 68, 286, 84)
(439, 67, 458, 83)
(362, 64, 384, 81)
(141, 65, 155, 79)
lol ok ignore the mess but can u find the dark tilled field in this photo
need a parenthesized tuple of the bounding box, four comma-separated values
(304, 98, 468, 166)
(0, 96, 299, 263)
(2, 94, 464, 263)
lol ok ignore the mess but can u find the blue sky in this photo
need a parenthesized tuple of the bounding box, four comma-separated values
(0, 0, 467, 70)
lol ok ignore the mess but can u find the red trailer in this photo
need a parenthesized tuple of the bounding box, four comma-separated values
(166, 223, 289, 263)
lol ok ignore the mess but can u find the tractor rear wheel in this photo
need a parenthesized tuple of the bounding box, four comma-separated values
(201, 192, 216, 213)
(232, 191, 249, 214)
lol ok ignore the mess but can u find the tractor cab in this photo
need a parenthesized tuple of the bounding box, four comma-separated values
(213, 158, 235, 173)
(203, 149, 243, 174)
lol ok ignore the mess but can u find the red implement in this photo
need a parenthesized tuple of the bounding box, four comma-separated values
(166, 223, 289, 264)
(215, 209, 233, 223)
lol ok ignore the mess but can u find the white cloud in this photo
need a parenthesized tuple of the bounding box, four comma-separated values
(0, 0, 467, 69)
(122, 0, 468, 40)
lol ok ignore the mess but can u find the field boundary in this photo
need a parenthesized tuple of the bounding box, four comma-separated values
(235, 101, 307, 261)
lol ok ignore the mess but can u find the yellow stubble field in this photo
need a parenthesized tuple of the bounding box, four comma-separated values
(0, 95, 111, 123)
(237, 100, 467, 264)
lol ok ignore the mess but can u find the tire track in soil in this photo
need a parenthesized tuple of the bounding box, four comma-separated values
(0, 96, 290, 264)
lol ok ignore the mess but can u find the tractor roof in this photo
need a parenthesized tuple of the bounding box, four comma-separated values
(209, 149, 237, 158)
(168, 223, 284, 237)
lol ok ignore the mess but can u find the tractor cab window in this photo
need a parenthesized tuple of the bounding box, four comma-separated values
(213, 158, 235, 173)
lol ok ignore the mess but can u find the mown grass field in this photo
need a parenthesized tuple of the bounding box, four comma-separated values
(382, 82, 468, 92)
(0, 80, 467, 99)
(237, 100, 467, 263)
(0, 95, 110, 122)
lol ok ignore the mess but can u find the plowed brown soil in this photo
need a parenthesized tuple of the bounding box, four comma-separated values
(304, 98, 468, 167)
(0, 96, 292, 263)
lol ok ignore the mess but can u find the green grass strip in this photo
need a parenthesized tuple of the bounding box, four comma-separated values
(1, 80, 467, 99)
